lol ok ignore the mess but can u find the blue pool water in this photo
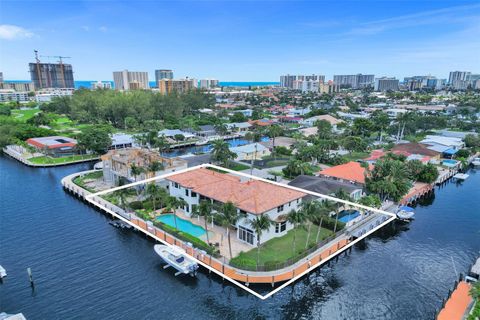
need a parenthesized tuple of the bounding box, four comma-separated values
(156, 214, 206, 237)
(338, 210, 360, 223)
(442, 159, 458, 167)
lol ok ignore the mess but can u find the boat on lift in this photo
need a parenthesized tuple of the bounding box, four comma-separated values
(0, 265, 6, 279)
(396, 206, 415, 221)
(154, 245, 199, 277)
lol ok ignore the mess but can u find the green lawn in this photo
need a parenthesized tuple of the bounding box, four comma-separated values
(29, 154, 99, 164)
(11, 108, 40, 122)
(341, 151, 370, 162)
(231, 224, 333, 269)
(228, 161, 250, 171)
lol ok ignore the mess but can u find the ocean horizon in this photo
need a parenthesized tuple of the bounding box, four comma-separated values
(5, 80, 280, 89)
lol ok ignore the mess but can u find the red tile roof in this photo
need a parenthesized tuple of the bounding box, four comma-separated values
(318, 161, 372, 184)
(167, 168, 306, 214)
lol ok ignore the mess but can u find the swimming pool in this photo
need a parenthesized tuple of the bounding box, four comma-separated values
(156, 214, 206, 238)
(442, 159, 458, 167)
(338, 210, 361, 223)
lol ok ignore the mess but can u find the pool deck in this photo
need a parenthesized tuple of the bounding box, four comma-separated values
(62, 168, 395, 298)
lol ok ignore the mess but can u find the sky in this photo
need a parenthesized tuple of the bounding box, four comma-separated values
(0, 0, 479, 82)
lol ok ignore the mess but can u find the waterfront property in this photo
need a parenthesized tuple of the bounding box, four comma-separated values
(26, 136, 78, 157)
(101, 148, 187, 186)
(229, 142, 270, 161)
(317, 161, 372, 186)
(288, 175, 364, 201)
(166, 167, 306, 245)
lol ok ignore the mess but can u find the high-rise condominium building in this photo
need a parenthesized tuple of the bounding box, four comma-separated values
(113, 70, 149, 90)
(448, 71, 471, 85)
(374, 77, 399, 92)
(29, 62, 75, 89)
(199, 79, 219, 89)
(292, 80, 320, 92)
(333, 74, 374, 89)
(0, 82, 35, 92)
(0, 72, 3, 83)
(158, 78, 195, 95)
(319, 81, 339, 94)
(155, 69, 174, 83)
(280, 74, 325, 89)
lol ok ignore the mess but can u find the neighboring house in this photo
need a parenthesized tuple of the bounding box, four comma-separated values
(230, 143, 270, 161)
(420, 135, 465, 157)
(391, 142, 441, 159)
(186, 125, 217, 137)
(317, 161, 372, 186)
(101, 148, 187, 186)
(225, 122, 252, 133)
(166, 168, 306, 245)
(431, 130, 478, 139)
(289, 175, 364, 201)
(158, 129, 196, 140)
(301, 114, 344, 130)
(248, 119, 274, 127)
(235, 109, 253, 117)
(26, 136, 77, 157)
(259, 137, 296, 150)
(288, 107, 311, 116)
(385, 108, 408, 118)
(109, 133, 136, 150)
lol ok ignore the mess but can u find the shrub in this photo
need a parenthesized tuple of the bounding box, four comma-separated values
(129, 201, 144, 210)
(322, 216, 345, 231)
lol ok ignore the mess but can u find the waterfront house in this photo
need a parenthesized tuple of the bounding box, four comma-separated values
(225, 122, 252, 133)
(186, 125, 217, 138)
(101, 148, 187, 186)
(420, 135, 465, 157)
(166, 168, 306, 245)
(26, 136, 77, 157)
(259, 137, 296, 150)
(109, 133, 136, 150)
(289, 175, 364, 201)
(317, 161, 372, 186)
(229, 143, 270, 161)
(158, 129, 196, 140)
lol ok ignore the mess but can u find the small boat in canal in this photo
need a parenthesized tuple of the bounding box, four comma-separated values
(453, 173, 469, 180)
(154, 245, 199, 277)
(396, 206, 415, 221)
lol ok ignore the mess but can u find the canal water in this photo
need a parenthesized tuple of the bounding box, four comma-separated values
(0, 156, 479, 319)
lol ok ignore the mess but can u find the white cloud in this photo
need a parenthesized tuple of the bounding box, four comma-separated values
(0, 24, 34, 40)
(98, 26, 107, 33)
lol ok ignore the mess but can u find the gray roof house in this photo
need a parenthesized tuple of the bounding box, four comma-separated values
(288, 175, 364, 201)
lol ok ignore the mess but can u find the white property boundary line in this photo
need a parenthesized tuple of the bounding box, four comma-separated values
(85, 163, 396, 300)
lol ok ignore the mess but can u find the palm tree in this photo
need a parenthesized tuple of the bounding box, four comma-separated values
(218, 201, 240, 259)
(312, 201, 332, 243)
(130, 163, 144, 182)
(146, 183, 159, 211)
(166, 196, 187, 230)
(286, 209, 306, 257)
(147, 160, 164, 178)
(154, 136, 170, 155)
(268, 125, 283, 160)
(116, 188, 129, 210)
(300, 200, 322, 249)
(249, 215, 274, 267)
(211, 139, 236, 167)
(193, 200, 213, 244)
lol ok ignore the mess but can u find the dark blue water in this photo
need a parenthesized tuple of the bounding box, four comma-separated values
(166, 136, 269, 157)
(0, 156, 479, 319)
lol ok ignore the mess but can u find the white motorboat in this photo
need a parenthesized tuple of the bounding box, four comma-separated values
(396, 206, 415, 221)
(154, 245, 199, 277)
(472, 157, 480, 167)
(0, 265, 6, 279)
(453, 173, 469, 180)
